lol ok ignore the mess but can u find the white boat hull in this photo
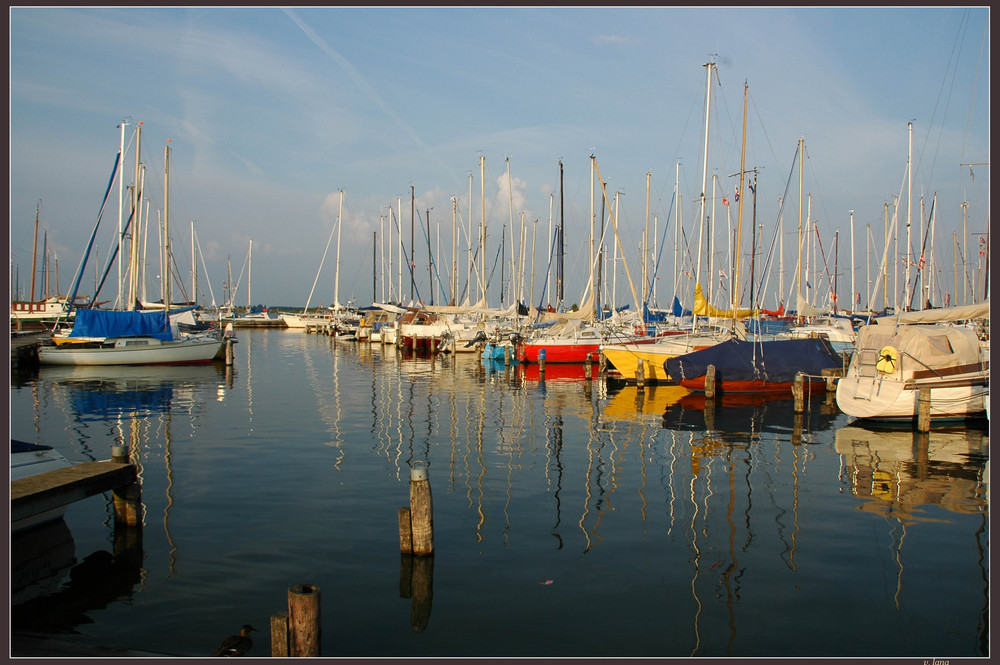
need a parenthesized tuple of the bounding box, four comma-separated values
(38, 336, 224, 366)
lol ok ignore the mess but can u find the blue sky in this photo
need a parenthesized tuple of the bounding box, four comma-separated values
(10, 7, 990, 311)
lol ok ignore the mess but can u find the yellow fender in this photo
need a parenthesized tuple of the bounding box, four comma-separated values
(876, 345, 899, 374)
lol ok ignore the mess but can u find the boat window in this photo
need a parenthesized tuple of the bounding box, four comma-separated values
(926, 335, 954, 356)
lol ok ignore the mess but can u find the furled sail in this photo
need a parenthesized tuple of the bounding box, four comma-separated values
(692, 283, 759, 318)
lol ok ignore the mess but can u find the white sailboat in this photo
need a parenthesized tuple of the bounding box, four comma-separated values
(39, 138, 225, 366)
(835, 303, 989, 424)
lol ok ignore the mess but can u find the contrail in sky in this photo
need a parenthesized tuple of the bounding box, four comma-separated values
(283, 8, 461, 189)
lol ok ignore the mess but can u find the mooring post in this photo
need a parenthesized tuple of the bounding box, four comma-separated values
(288, 584, 321, 657)
(111, 445, 142, 528)
(270, 611, 290, 657)
(585, 353, 593, 381)
(917, 387, 931, 432)
(503, 345, 511, 367)
(792, 372, 805, 413)
(636, 359, 646, 387)
(409, 463, 434, 557)
(398, 506, 413, 554)
(599, 350, 607, 376)
(538, 348, 546, 373)
(705, 364, 716, 399)
(225, 338, 234, 366)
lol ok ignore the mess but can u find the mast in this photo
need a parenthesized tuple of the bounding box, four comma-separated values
(589, 155, 596, 319)
(117, 120, 127, 303)
(248, 239, 252, 310)
(127, 121, 143, 311)
(795, 137, 804, 321)
(191, 221, 197, 306)
(426, 207, 432, 305)
(410, 186, 415, 303)
(732, 79, 747, 317)
(164, 140, 171, 320)
(30, 201, 39, 301)
(451, 196, 458, 305)
(334, 190, 343, 309)
(643, 171, 650, 312)
(905, 121, 913, 311)
(693, 61, 715, 330)
(849, 210, 855, 314)
(558, 160, 565, 308)
(480, 156, 486, 306)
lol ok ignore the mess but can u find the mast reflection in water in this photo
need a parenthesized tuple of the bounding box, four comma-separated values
(10, 330, 988, 658)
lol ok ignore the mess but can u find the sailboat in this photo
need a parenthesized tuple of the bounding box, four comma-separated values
(835, 303, 989, 424)
(39, 137, 225, 366)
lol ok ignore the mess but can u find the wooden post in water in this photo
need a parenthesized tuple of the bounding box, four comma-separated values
(792, 372, 805, 413)
(287, 584, 321, 657)
(917, 387, 931, 432)
(270, 611, 289, 657)
(705, 365, 716, 399)
(503, 345, 511, 367)
(409, 463, 434, 556)
(599, 350, 607, 376)
(538, 348, 546, 373)
(398, 507, 413, 554)
(111, 445, 142, 528)
(636, 359, 646, 387)
(585, 353, 593, 381)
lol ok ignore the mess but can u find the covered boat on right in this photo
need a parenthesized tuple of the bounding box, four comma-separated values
(835, 303, 989, 425)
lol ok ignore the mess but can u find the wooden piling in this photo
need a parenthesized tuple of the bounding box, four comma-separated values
(225, 338, 234, 366)
(398, 507, 413, 554)
(111, 445, 142, 528)
(270, 611, 289, 657)
(636, 359, 646, 387)
(705, 365, 716, 399)
(503, 345, 510, 366)
(917, 387, 931, 432)
(599, 351, 607, 376)
(287, 584, 321, 657)
(538, 348, 546, 372)
(792, 372, 805, 413)
(409, 464, 434, 557)
(585, 353, 593, 381)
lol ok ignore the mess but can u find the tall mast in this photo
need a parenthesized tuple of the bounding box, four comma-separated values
(694, 61, 714, 314)
(732, 80, 748, 315)
(451, 196, 458, 305)
(248, 239, 252, 310)
(191, 221, 197, 306)
(117, 120, 127, 303)
(589, 155, 596, 319)
(643, 171, 650, 311)
(796, 137, 804, 320)
(905, 121, 913, 310)
(410, 186, 415, 303)
(480, 156, 486, 305)
(849, 210, 855, 314)
(30, 201, 40, 301)
(127, 121, 143, 311)
(334, 190, 343, 309)
(163, 140, 171, 319)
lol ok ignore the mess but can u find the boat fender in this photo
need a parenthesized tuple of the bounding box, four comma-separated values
(635, 325, 644, 336)
(876, 346, 899, 374)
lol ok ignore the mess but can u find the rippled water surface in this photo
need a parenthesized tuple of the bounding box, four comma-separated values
(10, 329, 989, 657)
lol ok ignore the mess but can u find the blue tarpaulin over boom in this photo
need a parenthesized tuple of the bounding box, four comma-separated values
(69, 309, 173, 341)
(666, 338, 842, 384)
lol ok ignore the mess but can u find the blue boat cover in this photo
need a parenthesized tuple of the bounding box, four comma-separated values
(69, 309, 173, 341)
(665, 337, 841, 384)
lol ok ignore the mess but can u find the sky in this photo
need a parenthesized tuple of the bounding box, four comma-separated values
(9, 6, 990, 312)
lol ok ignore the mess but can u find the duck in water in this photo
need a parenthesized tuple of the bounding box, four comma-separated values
(213, 625, 257, 657)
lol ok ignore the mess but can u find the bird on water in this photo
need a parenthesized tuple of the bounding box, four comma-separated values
(214, 625, 257, 657)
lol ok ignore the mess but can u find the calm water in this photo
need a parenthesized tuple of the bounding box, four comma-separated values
(10, 329, 990, 658)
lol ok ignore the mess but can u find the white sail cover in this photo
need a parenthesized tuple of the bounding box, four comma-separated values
(894, 302, 989, 324)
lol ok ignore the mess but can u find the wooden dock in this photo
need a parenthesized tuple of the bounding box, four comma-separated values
(11, 460, 137, 527)
(10, 331, 47, 369)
